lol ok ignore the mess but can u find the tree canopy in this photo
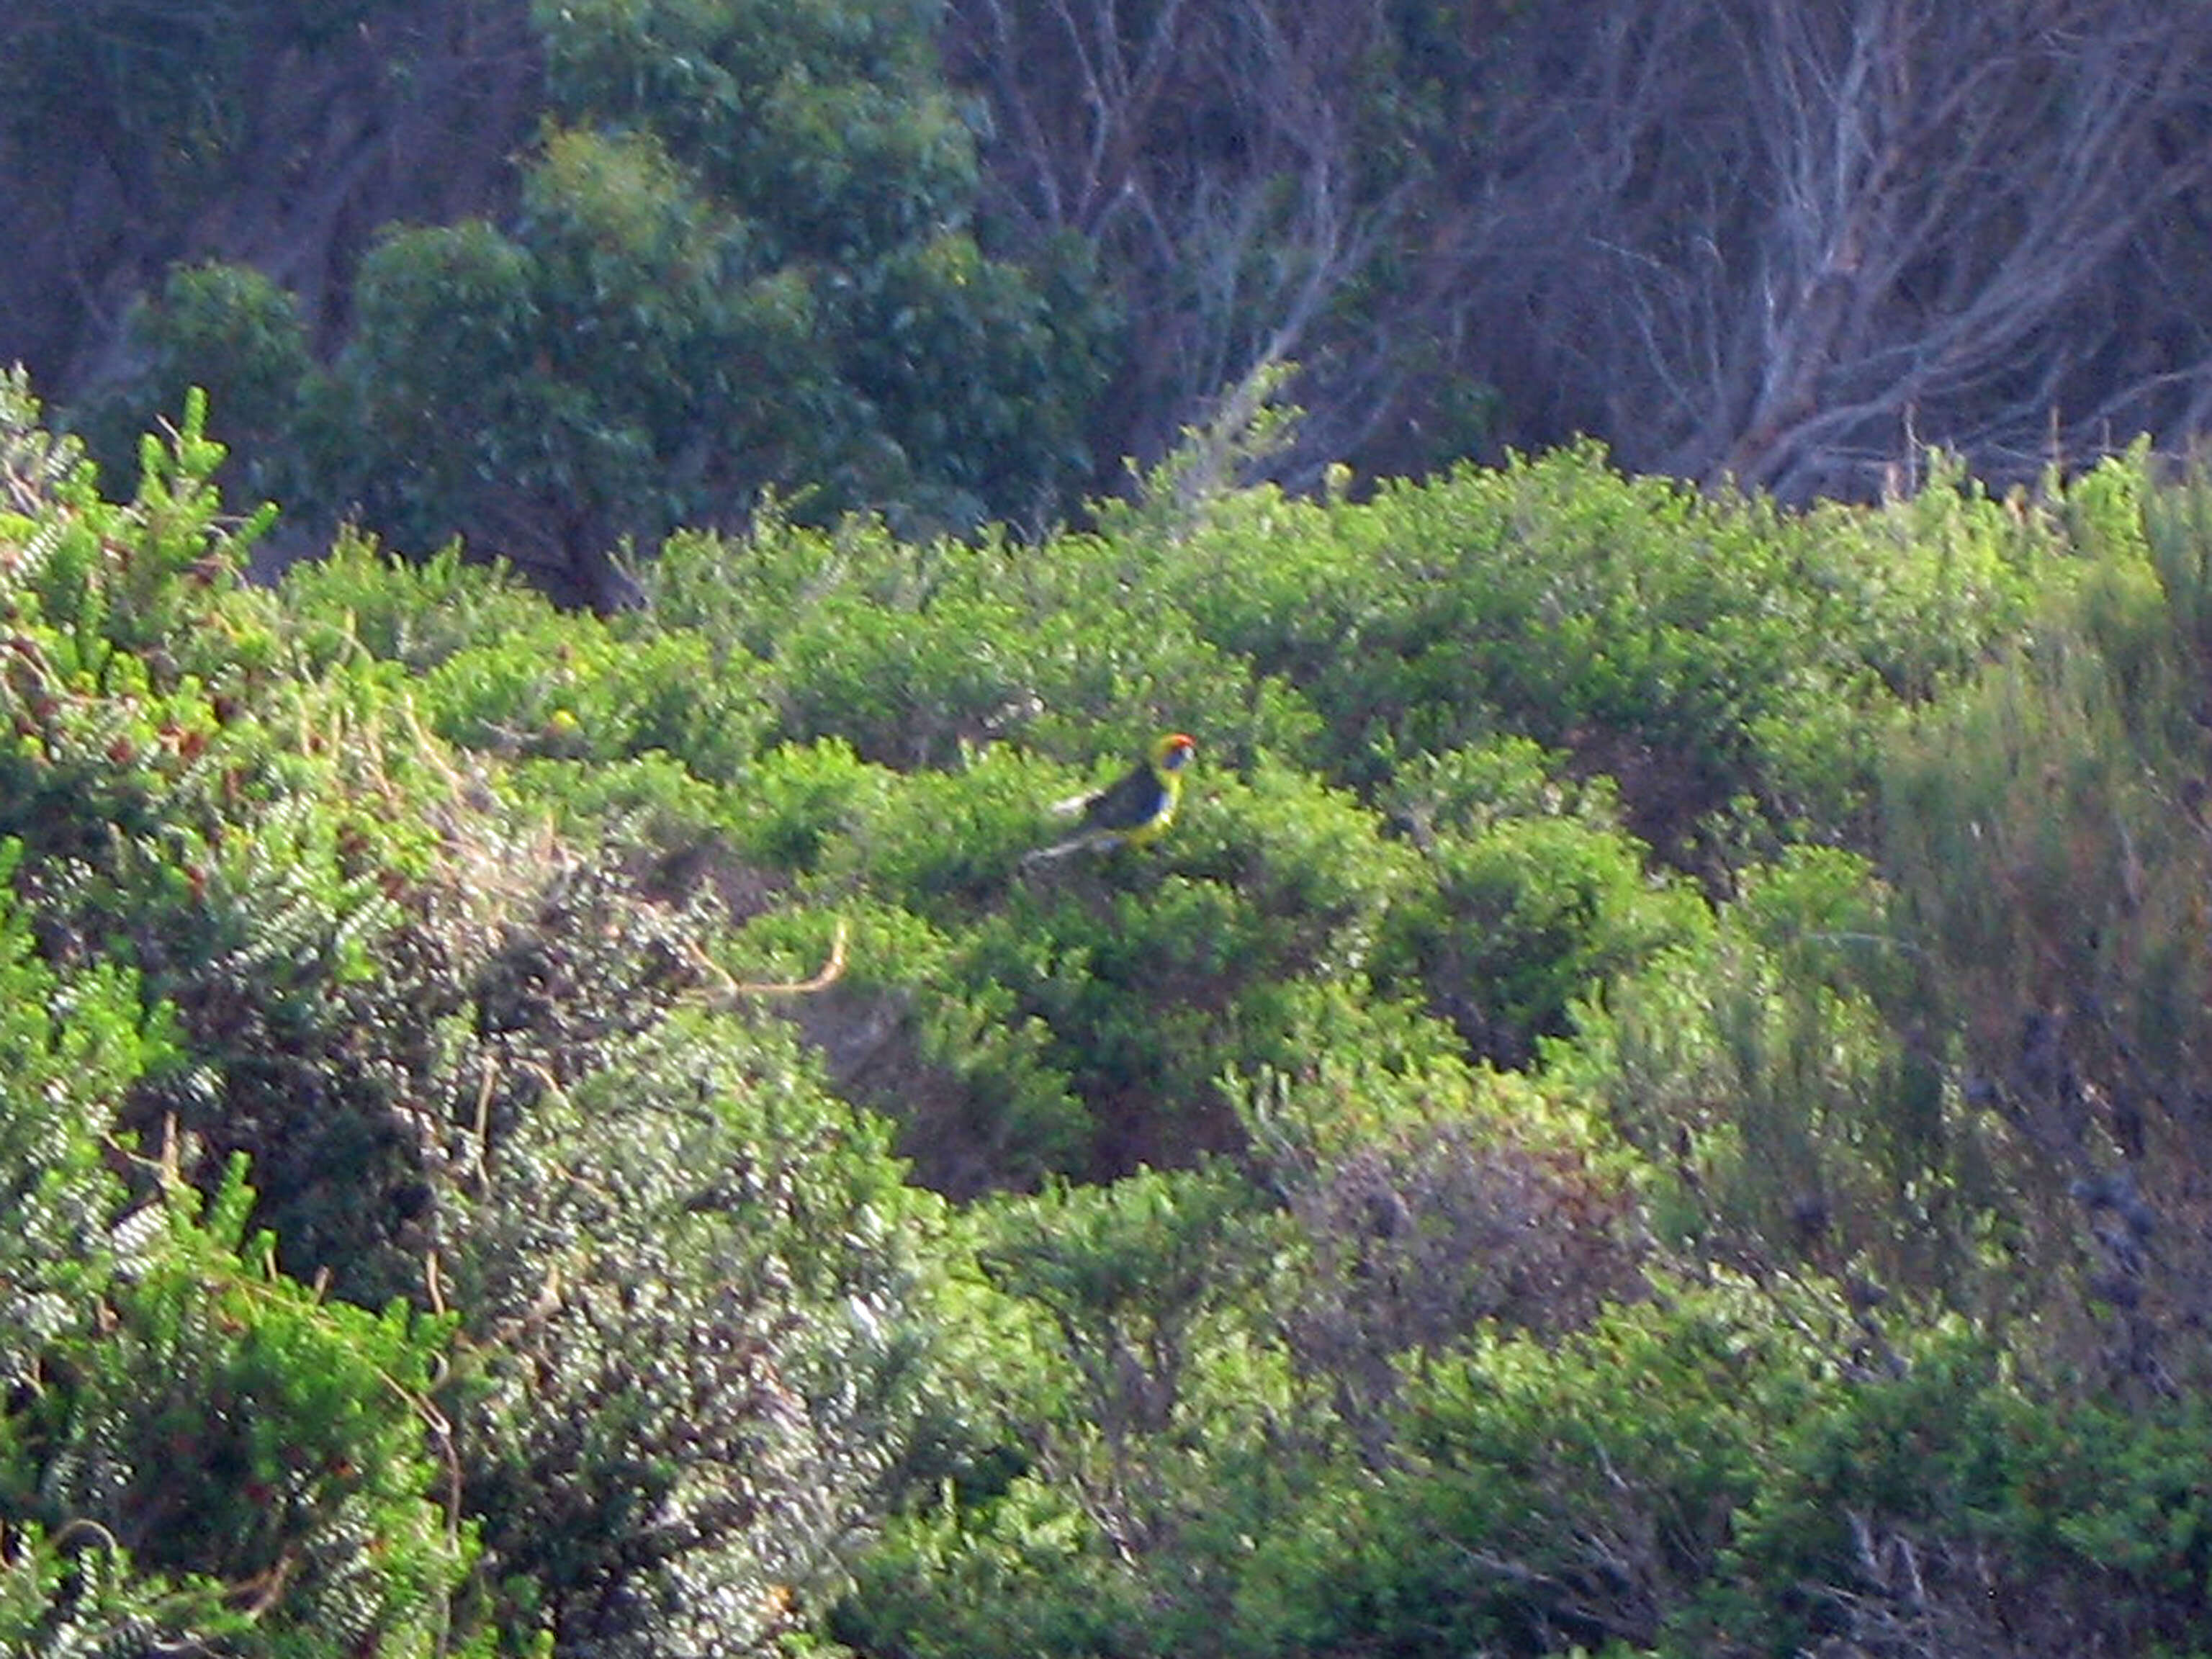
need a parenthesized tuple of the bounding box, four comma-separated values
(8, 0, 2212, 598)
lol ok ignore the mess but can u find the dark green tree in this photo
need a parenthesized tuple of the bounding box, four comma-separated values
(94, 0, 1114, 603)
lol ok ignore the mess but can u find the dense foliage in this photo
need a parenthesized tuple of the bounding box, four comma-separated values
(6, 364, 2212, 1658)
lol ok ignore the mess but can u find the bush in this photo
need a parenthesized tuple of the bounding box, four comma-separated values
(840, 1164, 1283, 1659)
(1554, 845, 1977, 1296)
(1378, 768, 1713, 1066)
(1, 380, 984, 1654)
(1876, 451, 2212, 1380)
(1161, 446, 2049, 855)
(0, 839, 175, 1391)
(1, 1164, 471, 1658)
(27, 352, 2212, 1659)
(457, 1010, 963, 1655)
(1256, 1064, 1647, 1456)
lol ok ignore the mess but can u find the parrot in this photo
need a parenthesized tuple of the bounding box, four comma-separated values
(1024, 732, 1197, 863)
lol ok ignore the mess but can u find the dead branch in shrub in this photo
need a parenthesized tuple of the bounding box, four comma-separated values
(685, 921, 850, 1002)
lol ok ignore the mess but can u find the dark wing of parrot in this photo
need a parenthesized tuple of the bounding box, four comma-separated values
(1070, 758, 1174, 834)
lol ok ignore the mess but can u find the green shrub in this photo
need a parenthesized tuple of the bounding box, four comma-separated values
(456, 1009, 962, 1655)
(638, 513, 1326, 774)
(729, 896, 1096, 1197)
(1721, 1321, 2212, 1658)
(4, 384, 978, 1655)
(0, 1163, 470, 1658)
(1255, 1064, 1646, 1452)
(1258, 1277, 1845, 1658)
(0, 841, 174, 1387)
(32, 331, 2212, 1659)
(840, 1165, 1282, 1659)
(732, 739, 901, 873)
(419, 612, 770, 781)
(276, 536, 575, 678)
(1874, 452, 2212, 1375)
(1382, 805, 1712, 1068)
(1555, 846, 1982, 1296)
(1157, 445, 2049, 855)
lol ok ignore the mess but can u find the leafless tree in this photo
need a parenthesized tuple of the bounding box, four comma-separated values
(954, 0, 2212, 500)
(17, 0, 2212, 518)
(943, 0, 1425, 483)
(1401, 0, 2212, 497)
(1516, 0, 2212, 498)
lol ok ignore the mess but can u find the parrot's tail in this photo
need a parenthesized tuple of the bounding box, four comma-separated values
(1020, 837, 1089, 866)
(1021, 830, 1134, 866)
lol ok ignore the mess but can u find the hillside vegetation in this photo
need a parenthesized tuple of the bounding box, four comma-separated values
(6, 371, 2212, 1657)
